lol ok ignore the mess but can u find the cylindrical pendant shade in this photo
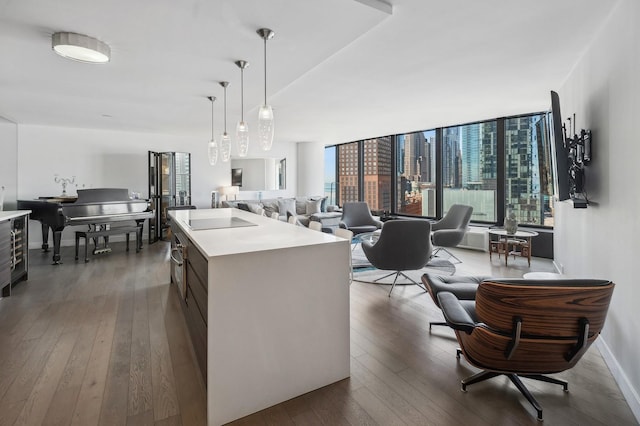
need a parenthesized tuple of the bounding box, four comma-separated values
(208, 139, 218, 165)
(220, 133, 232, 162)
(236, 121, 249, 157)
(258, 104, 274, 151)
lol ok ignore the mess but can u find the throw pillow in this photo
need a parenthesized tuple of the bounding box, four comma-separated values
(262, 200, 278, 218)
(295, 198, 307, 215)
(277, 198, 296, 217)
(247, 202, 264, 215)
(310, 196, 328, 212)
(305, 199, 322, 215)
(237, 203, 251, 212)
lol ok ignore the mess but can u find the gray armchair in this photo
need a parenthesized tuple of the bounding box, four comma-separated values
(339, 202, 382, 235)
(431, 204, 473, 263)
(362, 220, 432, 296)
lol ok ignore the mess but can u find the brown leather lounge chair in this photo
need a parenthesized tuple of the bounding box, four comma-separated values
(437, 278, 614, 421)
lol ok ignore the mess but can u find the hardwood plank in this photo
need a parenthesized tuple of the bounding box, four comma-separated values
(155, 414, 183, 426)
(0, 299, 77, 412)
(317, 379, 377, 426)
(99, 286, 135, 426)
(70, 294, 119, 426)
(128, 286, 153, 416)
(43, 296, 107, 425)
(350, 355, 431, 425)
(126, 409, 155, 426)
(260, 404, 295, 426)
(163, 282, 207, 426)
(148, 285, 180, 422)
(349, 385, 406, 426)
(14, 329, 79, 425)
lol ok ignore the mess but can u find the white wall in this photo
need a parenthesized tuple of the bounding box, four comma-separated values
(555, 0, 640, 419)
(296, 141, 325, 196)
(16, 124, 296, 246)
(0, 117, 18, 210)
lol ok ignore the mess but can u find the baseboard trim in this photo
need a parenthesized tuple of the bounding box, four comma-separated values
(552, 260, 563, 274)
(596, 338, 640, 423)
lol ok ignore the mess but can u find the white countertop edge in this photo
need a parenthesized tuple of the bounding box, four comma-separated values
(0, 210, 31, 221)
(169, 208, 347, 259)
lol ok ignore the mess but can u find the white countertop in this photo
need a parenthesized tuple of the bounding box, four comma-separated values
(0, 210, 31, 221)
(169, 208, 345, 258)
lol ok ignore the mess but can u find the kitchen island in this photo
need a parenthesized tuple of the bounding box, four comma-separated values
(168, 208, 351, 425)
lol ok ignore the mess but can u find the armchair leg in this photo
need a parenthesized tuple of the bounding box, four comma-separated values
(429, 321, 447, 330)
(432, 247, 463, 264)
(521, 374, 569, 392)
(374, 272, 426, 297)
(398, 272, 426, 291)
(388, 272, 401, 297)
(461, 371, 501, 391)
(373, 272, 397, 283)
(507, 374, 544, 422)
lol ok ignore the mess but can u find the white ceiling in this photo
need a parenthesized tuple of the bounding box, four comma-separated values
(0, 0, 619, 145)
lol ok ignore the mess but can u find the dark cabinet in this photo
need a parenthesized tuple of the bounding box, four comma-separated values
(148, 151, 191, 242)
(170, 222, 208, 382)
(1, 214, 29, 297)
(1, 221, 10, 295)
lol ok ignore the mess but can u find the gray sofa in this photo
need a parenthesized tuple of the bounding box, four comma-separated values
(222, 196, 342, 228)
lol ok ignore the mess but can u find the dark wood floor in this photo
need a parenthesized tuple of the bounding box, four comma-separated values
(0, 241, 636, 425)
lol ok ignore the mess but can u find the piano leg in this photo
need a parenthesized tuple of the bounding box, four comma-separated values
(52, 230, 63, 264)
(41, 223, 50, 252)
(136, 220, 145, 251)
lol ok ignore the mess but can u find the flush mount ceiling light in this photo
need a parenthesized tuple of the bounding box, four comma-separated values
(52, 32, 110, 64)
(235, 60, 250, 157)
(207, 96, 218, 166)
(219, 81, 232, 162)
(257, 28, 275, 151)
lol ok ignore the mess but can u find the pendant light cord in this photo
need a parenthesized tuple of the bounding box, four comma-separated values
(264, 38, 267, 104)
(210, 97, 215, 136)
(240, 67, 245, 122)
(223, 86, 227, 133)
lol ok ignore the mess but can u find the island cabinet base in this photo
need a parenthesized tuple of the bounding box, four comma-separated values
(172, 227, 209, 383)
(206, 242, 351, 425)
(167, 208, 351, 426)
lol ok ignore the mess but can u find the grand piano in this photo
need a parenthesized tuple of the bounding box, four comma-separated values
(17, 188, 153, 264)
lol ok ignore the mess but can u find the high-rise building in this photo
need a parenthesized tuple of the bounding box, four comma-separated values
(337, 137, 392, 210)
(363, 137, 392, 210)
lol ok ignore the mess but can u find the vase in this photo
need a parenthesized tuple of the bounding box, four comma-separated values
(504, 209, 518, 234)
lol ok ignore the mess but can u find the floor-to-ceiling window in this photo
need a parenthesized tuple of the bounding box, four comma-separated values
(324, 145, 337, 206)
(504, 113, 554, 226)
(442, 121, 497, 222)
(324, 111, 554, 228)
(395, 130, 437, 217)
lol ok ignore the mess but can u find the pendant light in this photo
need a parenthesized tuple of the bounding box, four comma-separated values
(235, 60, 249, 157)
(257, 28, 275, 151)
(219, 81, 232, 162)
(207, 96, 218, 166)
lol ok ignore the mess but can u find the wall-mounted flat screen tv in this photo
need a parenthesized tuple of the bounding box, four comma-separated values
(550, 91, 571, 201)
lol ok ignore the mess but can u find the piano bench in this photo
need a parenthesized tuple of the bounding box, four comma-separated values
(75, 225, 141, 262)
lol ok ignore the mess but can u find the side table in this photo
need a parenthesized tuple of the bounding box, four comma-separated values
(488, 228, 539, 266)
